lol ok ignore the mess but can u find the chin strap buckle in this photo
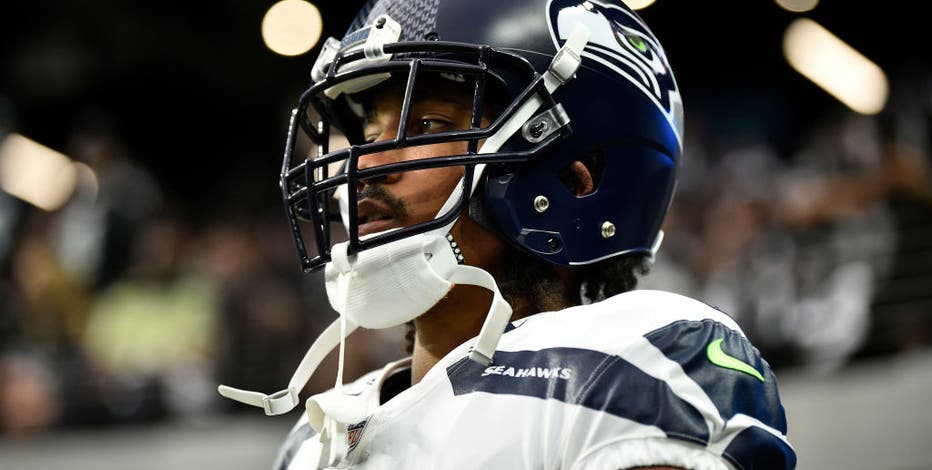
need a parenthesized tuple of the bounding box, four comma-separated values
(216, 385, 300, 416)
(548, 32, 586, 84)
(543, 23, 590, 92)
(217, 318, 357, 416)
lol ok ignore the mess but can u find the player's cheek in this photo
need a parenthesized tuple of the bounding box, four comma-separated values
(411, 167, 462, 207)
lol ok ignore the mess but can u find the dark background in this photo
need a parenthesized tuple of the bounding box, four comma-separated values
(1, 1, 927, 224)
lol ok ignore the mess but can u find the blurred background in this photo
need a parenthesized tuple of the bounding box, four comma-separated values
(0, 0, 930, 469)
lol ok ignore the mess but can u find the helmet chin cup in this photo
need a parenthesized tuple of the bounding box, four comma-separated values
(324, 231, 459, 330)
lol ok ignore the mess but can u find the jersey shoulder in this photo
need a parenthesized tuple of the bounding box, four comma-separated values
(589, 288, 744, 334)
(450, 289, 795, 469)
(499, 288, 743, 352)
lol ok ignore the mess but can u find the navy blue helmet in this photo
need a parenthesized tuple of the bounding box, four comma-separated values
(281, 0, 683, 271)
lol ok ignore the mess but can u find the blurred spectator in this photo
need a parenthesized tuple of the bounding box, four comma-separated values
(11, 212, 93, 347)
(81, 215, 220, 421)
(862, 68, 932, 358)
(643, 109, 905, 373)
(0, 353, 58, 436)
(56, 109, 162, 291)
(199, 220, 304, 408)
(2, 208, 105, 433)
(765, 113, 898, 371)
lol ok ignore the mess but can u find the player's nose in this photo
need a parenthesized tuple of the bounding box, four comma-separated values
(356, 130, 404, 190)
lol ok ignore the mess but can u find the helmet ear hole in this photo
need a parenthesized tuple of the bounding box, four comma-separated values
(558, 149, 604, 197)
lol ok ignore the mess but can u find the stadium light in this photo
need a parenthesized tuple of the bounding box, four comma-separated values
(262, 0, 323, 57)
(622, 0, 657, 9)
(775, 0, 818, 13)
(783, 18, 888, 115)
(0, 133, 80, 211)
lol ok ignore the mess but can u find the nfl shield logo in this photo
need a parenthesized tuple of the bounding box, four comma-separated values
(347, 419, 369, 452)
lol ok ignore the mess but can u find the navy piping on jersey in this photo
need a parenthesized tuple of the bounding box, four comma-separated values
(723, 426, 797, 470)
(446, 347, 710, 445)
(272, 422, 317, 470)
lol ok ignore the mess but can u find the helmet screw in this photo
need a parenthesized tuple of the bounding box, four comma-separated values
(547, 237, 561, 251)
(375, 17, 386, 28)
(601, 221, 616, 239)
(529, 121, 548, 139)
(533, 195, 550, 213)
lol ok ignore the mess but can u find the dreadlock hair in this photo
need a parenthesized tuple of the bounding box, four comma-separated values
(497, 246, 652, 317)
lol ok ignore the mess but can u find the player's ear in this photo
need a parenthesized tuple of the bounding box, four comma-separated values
(560, 160, 595, 197)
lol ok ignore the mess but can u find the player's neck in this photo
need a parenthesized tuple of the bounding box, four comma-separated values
(410, 284, 492, 384)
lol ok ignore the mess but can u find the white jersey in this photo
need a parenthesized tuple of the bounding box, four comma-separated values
(273, 290, 796, 469)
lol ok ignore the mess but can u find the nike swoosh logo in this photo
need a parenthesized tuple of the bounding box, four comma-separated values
(706, 338, 765, 382)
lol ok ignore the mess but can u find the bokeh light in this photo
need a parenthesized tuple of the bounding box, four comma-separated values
(261, 0, 323, 57)
(783, 18, 888, 115)
(0, 134, 79, 211)
(775, 0, 819, 13)
(623, 0, 657, 9)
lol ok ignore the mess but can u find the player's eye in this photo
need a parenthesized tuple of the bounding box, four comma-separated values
(418, 117, 453, 135)
(363, 123, 382, 143)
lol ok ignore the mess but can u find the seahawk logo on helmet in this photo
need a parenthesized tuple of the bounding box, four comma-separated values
(548, 0, 683, 141)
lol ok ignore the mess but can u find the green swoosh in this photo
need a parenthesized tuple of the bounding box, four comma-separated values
(706, 338, 765, 382)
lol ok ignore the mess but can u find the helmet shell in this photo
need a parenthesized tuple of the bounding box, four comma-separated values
(337, 0, 684, 265)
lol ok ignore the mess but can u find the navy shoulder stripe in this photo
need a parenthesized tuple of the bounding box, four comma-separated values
(446, 347, 709, 445)
(723, 426, 797, 470)
(645, 319, 787, 433)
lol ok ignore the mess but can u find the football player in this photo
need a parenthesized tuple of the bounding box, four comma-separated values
(220, 0, 796, 468)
